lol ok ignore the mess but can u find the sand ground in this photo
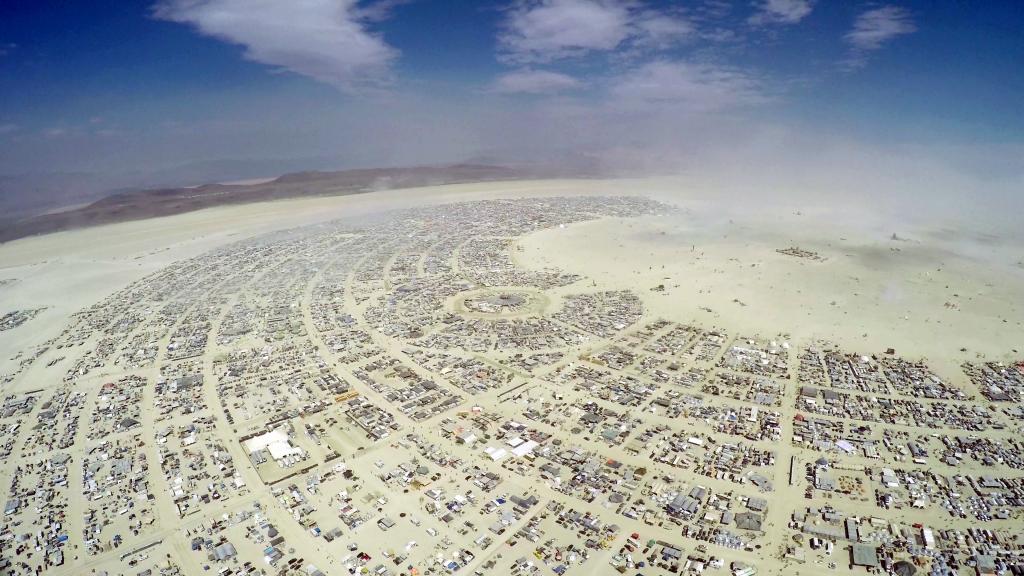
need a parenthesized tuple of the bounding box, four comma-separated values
(0, 178, 1022, 576)
(517, 210, 1024, 382)
(0, 179, 611, 377)
(2, 177, 1021, 384)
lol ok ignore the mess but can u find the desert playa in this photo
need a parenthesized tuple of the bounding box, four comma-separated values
(519, 199, 1024, 377)
(0, 179, 1023, 576)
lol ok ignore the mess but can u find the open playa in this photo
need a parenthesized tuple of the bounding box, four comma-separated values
(519, 200, 1024, 379)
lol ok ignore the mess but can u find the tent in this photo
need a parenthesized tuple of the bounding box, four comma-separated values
(893, 561, 916, 576)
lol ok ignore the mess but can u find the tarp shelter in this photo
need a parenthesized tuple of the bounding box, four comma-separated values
(892, 561, 916, 576)
(484, 446, 508, 461)
(243, 429, 303, 462)
(213, 542, 237, 561)
(851, 544, 879, 568)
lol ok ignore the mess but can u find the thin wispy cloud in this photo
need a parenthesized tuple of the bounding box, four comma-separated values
(748, 0, 814, 26)
(152, 0, 398, 93)
(609, 60, 768, 112)
(492, 1, 768, 116)
(351, 0, 413, 22)
(42, 127, 69, 139)
(491, 69, 582, 94)
(695, 0, 734, 21)
(633, 9, 696, 49)
(843, 5, 915, 68)
(498, 0, 694, 63)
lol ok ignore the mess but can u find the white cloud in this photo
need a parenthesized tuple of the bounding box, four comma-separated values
(845, 5, 915, 51)
(696, 0, 734, 20)
(500, 0, 632, 62)
(745, 0, 815, 25)
(634, 10, 695, 49)
(152, 0, 398, 92)
(42, 128, 68, 138)
(491, 69, 582, 94)
(748, 0, 813, 26)
(499, 0, 693, 63)
(351, 0, 412, 22)
(609, 60, 768, 111)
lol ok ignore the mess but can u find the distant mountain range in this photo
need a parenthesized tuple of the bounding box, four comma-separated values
(0, 163, 579, 243)
(0, 156, 362, 221)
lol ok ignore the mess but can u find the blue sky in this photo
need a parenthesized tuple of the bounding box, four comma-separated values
(0, 0, 1021, 192)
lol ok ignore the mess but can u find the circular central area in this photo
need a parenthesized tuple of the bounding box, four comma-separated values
(474, 292, 527, 311)
(464, 291, 532, 314)
(452, 288, 549, 318)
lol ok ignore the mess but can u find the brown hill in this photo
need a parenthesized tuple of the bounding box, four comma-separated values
(0, 164, 532, 243)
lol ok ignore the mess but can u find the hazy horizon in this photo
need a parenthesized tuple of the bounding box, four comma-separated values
(1, 1, 1021, 226)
